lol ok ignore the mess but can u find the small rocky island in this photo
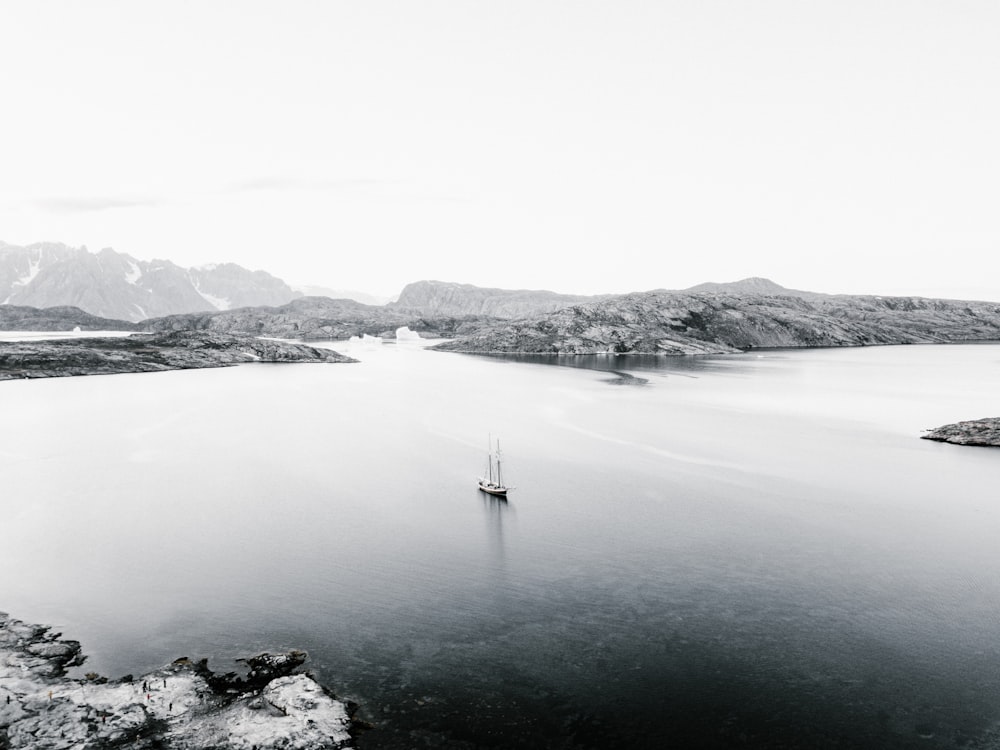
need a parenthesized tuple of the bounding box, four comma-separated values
(0, 611, 357, 749)
(0, 331, 356, 380)
(921, 418, 1000, 447)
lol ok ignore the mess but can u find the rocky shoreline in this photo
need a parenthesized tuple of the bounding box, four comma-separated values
(921, 418, 1000, 447)
(0, 611, 358, 749)
(0, 330, 356, 381)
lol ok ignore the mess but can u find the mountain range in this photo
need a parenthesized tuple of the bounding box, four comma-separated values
(0, 242, 299, 322)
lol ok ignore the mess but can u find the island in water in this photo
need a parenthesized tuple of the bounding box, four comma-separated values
(0, 611, 359, 749)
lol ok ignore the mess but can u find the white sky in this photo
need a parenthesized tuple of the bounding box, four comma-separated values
(1, 1, 998, 300)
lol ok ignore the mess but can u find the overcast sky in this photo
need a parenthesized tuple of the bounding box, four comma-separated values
(2, 1, 998, 300)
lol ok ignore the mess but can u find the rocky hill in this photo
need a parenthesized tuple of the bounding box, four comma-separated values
(0, 242, 299, 322)
(143, 296, 490, 340)
(390, 280, 605, 319)
(682, 276, 824, 299)
(0, 330, 355, 380)
(432, 291, 1000, 355)
(0, 304, 140, 331)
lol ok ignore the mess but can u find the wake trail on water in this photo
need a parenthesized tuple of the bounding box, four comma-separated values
(424, 426, 498, 451)
(553, 418, 753, 474)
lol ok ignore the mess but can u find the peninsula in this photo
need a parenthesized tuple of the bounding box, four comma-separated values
(0, 330, 356, 380)
(0, 611, 356, 749)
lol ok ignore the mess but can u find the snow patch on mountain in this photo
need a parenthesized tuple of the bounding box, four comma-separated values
(197, 288, 232, 311)
(124, 259, 142, 285)
(15, 253, 42, 288)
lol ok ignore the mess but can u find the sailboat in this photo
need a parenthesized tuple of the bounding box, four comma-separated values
(478, 436, 510, 496)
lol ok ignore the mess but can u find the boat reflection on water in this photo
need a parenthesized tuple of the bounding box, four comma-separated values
(481, 490, 510, 566)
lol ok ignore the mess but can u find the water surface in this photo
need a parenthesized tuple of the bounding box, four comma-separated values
(2, 342, 999, 748)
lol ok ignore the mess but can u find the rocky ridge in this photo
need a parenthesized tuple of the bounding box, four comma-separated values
(390, 280, 606, 319)
(431, 290, 1000, 354)
(0, 330, 355, 380)
(0, 611, 355, 749)
(921, 418, 1000, 447)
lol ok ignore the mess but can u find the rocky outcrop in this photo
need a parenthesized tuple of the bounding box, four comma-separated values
(144, 296, 490, 340)
(921, 418, 1000, 447)
(0, 611, 355, 749)
(0, 304, 140, 332)
(390, 280, 606, 319)
(0, 330, 356, 380)
(432, 291, 1000, 355)
(0, 242, 299, 322)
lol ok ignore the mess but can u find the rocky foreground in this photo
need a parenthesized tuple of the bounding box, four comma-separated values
(921, 418, 1000, 447)
(0, 612, 356, 749)
(0, 330, 356, 380)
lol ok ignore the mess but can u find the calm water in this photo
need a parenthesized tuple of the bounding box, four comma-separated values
(2, 342, 1000, 748)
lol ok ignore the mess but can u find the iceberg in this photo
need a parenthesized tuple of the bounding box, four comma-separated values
(395, 326, 422, 342)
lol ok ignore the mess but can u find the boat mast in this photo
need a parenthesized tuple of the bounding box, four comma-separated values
(487, 433, 494, 484)
(495, 439, 503, 487)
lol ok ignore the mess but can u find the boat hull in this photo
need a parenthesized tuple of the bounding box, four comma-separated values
(478, 481, 508, 497)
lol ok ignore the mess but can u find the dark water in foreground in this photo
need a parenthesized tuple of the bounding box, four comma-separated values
(2, 342, 1000, 748)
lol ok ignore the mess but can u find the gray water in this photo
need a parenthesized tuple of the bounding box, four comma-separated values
(2, 342, 1000, 748)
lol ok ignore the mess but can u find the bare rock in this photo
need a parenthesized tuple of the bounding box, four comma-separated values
(0, 611, 356, 749)
(921, 418, 1000, 447)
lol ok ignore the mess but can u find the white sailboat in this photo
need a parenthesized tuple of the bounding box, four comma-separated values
(478, 436, 510, 496)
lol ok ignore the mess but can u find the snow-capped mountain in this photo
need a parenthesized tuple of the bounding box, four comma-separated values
(0, 242, 299, 322)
